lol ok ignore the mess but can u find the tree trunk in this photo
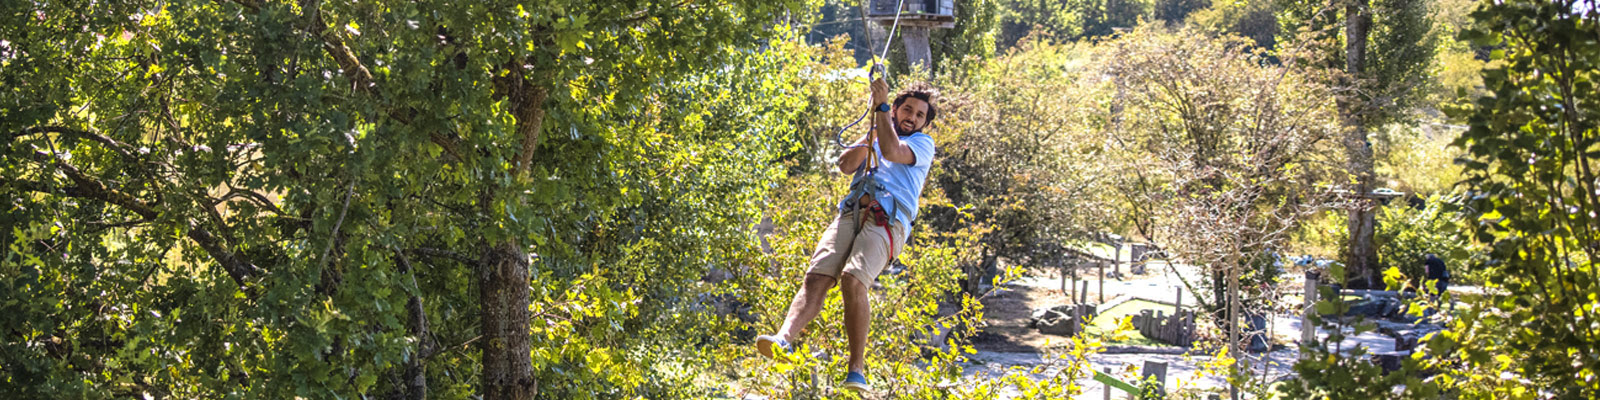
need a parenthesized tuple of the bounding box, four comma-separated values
(394, 249, 434, 400)
(1211, 269, 1228, 321)
(902, 26, 933, 74)
(1341, 0, 1377, 288)
(1227, 251, 1242, 400)
(479, 242, 535, 400)
(478, 73, 548, 400)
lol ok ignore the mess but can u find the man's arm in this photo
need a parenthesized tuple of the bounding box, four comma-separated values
(836, 133, 874, 174)
(869, 78, 917, 165)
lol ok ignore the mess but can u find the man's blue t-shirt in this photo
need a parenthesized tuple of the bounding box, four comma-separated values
(838, 132, 936, 231)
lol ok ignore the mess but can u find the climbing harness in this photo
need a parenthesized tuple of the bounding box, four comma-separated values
(832, 0, 910, 259)
(859, 197, 897, 259)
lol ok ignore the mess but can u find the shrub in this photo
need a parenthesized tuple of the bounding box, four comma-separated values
(1373, 193, 1477, 286)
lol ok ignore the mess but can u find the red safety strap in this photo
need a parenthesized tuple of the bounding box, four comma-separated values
(862, 198, 895, 258)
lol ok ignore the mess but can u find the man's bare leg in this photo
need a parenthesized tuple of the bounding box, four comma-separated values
(839, 273, 871, 373)
(777, 273, 838, 342)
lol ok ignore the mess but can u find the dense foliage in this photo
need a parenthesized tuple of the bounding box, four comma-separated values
(4, 0, 1596, 398)
(2, 0, 816, 397)
(1373, 194, 1476, 285)
(1423, 0, 1600, 395)
(1100, 26, 1343, 323)
(1288, 0, 1600, 398)
(923, 37, 1116, 291)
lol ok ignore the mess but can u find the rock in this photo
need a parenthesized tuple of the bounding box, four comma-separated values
(1345, 297, 1387, 317)
(1029, 308, 1050, 328)
(1245, 313, 1270, 353)
(1037, 311, 1079, 336)
(1078, 304, 1099, 320)
(1393, 333, 1418, 351)
(1394, 309, 1424, 324)
(1380, 298, 1401, 318)
(918, 321, 959, 351)
(1029, 307, 1061, 327)
(703, 266, 735, 283)
(1370, 351, 1409, 373)
(1033, 304, 1097, 330)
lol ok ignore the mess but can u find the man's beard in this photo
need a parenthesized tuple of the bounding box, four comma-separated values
(896, 118, 917, 134)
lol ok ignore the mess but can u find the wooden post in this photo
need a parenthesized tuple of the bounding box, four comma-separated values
(1068, 262, 1078, 302)
(1170, 286, 1183, 345)
(1072, 305, 1082, 332)
(1098, 261, 1106, 304)
(1142, 361, 1168, 397)
(1063, 262, 1070, 296)
(1302, 270, 1319, 347)
(1081, 280, 1090, 304)
(1115, 243, 1123, 278)
(1103, 367, 1113, 400)
(1173, 286, 1184, 324)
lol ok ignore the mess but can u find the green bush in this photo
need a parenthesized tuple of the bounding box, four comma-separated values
(1373, 193, 1477, 286)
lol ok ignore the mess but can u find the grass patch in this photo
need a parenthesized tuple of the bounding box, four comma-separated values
(1282, 294, 1364, 304)
(1085, 299, 1183, 347)
(1063, 240, 1120, 260)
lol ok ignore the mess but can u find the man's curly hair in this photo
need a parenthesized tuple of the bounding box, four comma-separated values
(891, 82, 939, 128)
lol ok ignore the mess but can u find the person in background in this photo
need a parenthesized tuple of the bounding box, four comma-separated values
(1424, 253, 1451, 311)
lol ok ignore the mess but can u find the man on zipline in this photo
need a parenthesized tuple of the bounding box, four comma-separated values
(756, 77, 938, 392)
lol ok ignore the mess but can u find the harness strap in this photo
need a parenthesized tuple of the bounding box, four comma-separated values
(856, 197, 896, 260)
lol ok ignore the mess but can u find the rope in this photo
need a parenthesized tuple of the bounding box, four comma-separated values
(833, 0, 908, 153)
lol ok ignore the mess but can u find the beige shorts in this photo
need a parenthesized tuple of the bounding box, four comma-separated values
(806, 209, 907, 285)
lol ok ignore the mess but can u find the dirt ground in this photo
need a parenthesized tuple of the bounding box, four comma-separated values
(972, 284, 1062, 353)
(971, 278, 1080, 353)
(972, 263, 1189, 353)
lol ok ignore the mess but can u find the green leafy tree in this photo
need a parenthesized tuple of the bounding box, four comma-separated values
(1, 1, 817, 398)
(1424, 0, 1498, 122)
(1421, 0, 1600, 396)
(1289, 1, 1600, 397)
(929, 0, 1001, 75)
(1152, 0, 1211, 25)
(1279, 0, 1438, 288)
(919, 39, 1117, 294)
(1374, 123, 1468, 196)
(806, 0, 874, 62)
(1373, 193, 1475, 285)
(1187, 0, 1279, 54)
(1100, 26, 1343, 397)
(994, 0, 1154, 49)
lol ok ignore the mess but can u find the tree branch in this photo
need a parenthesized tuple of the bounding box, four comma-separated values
(492, 61, 550, 174)
(216, 186, 296, 220)
(215, 0, 463, 161)
(317, 181, 356, 269)
(10, 126, 141, 163)
(2, 172, 259, 288)
(408, 247, 475, 265)
(392, 248, 434, 400)
(86, 218, 154, 234)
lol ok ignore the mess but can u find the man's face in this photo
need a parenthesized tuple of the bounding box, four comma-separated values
(892, 97, 930, 134)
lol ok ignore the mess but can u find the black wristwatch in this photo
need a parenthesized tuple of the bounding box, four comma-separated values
(876, 102, 891, 113)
